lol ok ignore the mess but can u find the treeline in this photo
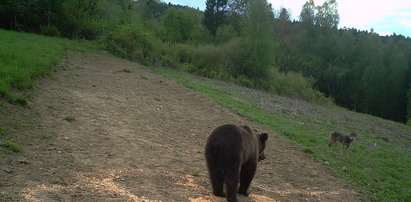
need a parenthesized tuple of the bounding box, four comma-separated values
(275, 0, 411, 123)
(1, 0, 411, 123)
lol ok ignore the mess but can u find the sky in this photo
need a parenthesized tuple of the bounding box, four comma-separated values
(164, 0, 411, 37)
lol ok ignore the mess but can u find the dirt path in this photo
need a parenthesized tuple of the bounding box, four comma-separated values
(0, 51, 365, 201)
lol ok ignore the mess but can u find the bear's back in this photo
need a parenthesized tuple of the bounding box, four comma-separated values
(207, 124, 243, 145)
(207, 124, 258, 164)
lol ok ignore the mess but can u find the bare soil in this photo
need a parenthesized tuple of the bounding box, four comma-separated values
(0, 51, 366, 201)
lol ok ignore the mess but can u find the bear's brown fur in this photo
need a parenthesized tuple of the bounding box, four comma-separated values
(205, 124, 268, 202)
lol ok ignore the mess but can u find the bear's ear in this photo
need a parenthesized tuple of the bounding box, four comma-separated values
(259, 133, 268, 142)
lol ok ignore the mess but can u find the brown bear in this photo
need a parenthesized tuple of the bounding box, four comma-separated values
(205, 124, 268, 202)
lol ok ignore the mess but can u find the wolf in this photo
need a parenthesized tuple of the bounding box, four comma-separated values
(328, 131, 357, 153)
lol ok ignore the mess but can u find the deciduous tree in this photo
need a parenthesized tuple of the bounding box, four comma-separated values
(203, 0, 228, 35)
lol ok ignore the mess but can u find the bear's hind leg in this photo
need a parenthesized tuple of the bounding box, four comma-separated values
(225, 162, 241, 202)
(225, 171, 239, 202)
(210, 170, 226, 197)
(238, 161, 257, 196)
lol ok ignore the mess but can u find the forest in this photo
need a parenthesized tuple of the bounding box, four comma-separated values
(1, 0, 411, 123)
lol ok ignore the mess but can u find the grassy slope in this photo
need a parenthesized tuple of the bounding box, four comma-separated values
(0, 29, 96, 152)
(154, 68, 411, 201)
(0, 29, 96, 104)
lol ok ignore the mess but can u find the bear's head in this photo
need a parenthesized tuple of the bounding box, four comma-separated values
(258, 133, 268, 161)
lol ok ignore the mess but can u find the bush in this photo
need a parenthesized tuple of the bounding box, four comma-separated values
(103, 24, 154, 64)
(40, 25, 61, 37)
(185, 39, 241, 78)
(236, 75, 253, 88)
(263, 68, 329, 103)
(215, 25, 238, 44)
(190, 25, 213, 45)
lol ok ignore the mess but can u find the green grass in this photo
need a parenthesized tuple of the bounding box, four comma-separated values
(47, 105, 57, 110)
(0, 29, 97, 104)
(154, 67, 411, 201)
(192, 172, 200, 177)
(40, 133, 55, 140)
(1, 140, 22, 153)
(0, 125, 5, 137)
(63, 116, 75, 122)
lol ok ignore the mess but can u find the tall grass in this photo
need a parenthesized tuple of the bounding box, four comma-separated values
(154, 67, 411, 201)
(0, 29, 96, 104)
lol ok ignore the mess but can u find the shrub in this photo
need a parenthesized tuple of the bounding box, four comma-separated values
(103, 24, 154, 64)
(40, 25, 62, 37)
(263, 68, 329, 103)
(236, 75, 253, 88)
(185, 39, 240, 78)
(190, 25, 213, 45)
(215, 25, 238, 44)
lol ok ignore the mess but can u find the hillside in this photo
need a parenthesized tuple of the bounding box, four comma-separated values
(0, 51, 367, 201)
